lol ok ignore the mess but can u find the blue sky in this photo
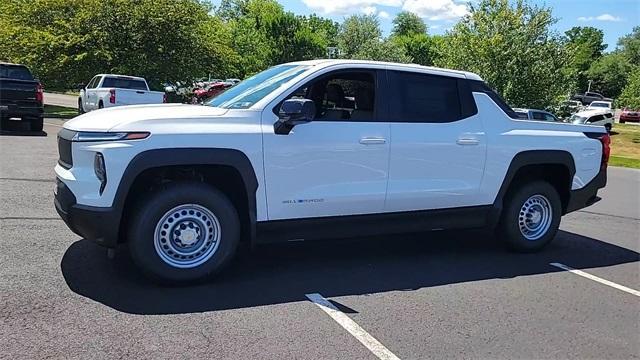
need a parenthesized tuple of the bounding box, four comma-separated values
(212, 0, 639, 50)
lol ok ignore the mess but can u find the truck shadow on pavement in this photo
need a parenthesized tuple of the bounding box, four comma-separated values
(60, 230, 639, 315)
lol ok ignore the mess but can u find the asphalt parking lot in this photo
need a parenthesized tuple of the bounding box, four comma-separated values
(1, 119, 639, 359)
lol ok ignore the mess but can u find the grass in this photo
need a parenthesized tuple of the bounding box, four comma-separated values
(610, 123, 640, 169)
(44, 104, 77, 119)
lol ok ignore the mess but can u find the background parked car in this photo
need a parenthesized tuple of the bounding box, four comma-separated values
(619, 108, 640, 123)
(79, 74, 166, 113)
(191, 81, 232, 103)
(513, 108, 561, 122)
(570, 109, 614, 131)
(571, 91, 613, 106)
(557, 100, 584, 119)
(0, 62, 44, 131)
(586, 100, 612, 111)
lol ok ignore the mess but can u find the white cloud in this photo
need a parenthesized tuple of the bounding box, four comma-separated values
(302, 0, 469, 21)
(362, 6, 378, 16)
(577, 13, 622, 22)
(301, 0, 401, 16)
(402, 0, 469, 20)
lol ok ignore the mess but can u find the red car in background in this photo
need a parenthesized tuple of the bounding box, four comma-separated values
(192, 81, 231, 103)
(620, 108, 640, 123)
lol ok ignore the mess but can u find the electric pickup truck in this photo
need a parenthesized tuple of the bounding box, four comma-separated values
(78, 74, 165, 113)
(54, 60, 609, 283)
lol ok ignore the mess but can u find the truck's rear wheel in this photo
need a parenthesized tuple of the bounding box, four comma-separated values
(497, 181, 561, 252)
(127, 182, 240, 284)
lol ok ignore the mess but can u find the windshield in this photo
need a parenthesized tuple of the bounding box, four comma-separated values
(570, 115, 587, 124)
(207, 65, 310, 109)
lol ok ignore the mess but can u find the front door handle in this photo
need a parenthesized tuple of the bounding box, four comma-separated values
(456, 137, 480, 146)
(359, 137, 386, 145)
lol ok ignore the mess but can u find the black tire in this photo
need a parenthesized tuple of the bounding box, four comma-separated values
(98, 101, 104, 109)
(30, 117, 43, 132)
(127, 181, 240, 284)
(497, 181, 562, 252)
(78, 98, 85, 114)
(605, 123, 612, 132)
(619, 119, 625, 124)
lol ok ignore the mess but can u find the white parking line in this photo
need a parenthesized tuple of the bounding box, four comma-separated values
(305, 293, 401, 360)
(550, 262, 640, 297)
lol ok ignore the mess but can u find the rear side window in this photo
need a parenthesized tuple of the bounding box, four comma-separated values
(0, 65, 34, 80)
(469, 81, 519, 119)
(588, 115, 605, 123)
(387, 71, 462, 123)
(101, 77, 148, 90)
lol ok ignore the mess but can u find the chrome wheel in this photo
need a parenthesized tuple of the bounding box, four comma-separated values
(153, 204, 221, 268)
(518, 194, 552, 241)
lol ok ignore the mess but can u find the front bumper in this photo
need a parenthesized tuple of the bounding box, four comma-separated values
(54, 178, 121, 248)
(566, 168, 607, 213)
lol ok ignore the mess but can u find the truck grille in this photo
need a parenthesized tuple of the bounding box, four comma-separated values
(57, 129, 75, 169)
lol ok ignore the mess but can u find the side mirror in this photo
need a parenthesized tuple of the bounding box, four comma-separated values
(274, 99, 315, 135)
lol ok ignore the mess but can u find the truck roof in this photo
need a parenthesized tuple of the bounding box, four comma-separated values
(284, 59, 484, 81)
(96, 74, 146, 81)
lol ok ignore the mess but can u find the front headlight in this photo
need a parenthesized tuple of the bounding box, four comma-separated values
(72, 131, 150, 142)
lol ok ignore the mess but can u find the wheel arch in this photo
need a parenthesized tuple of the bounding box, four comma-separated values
(114, 148, 259, 245)
(488, 150, 576, 227)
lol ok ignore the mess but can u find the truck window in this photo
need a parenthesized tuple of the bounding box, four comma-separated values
(87, 76, 100, 89)
(284, 70, 376, 121)
(469, 80, 519, 119)
(532, 112, 545, 120)
(387, 70, 462, 123)
(0, 65, 34, 80)
(101, 77, 148, 90)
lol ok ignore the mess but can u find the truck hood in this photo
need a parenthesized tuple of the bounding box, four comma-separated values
(64, 104, 229, 132)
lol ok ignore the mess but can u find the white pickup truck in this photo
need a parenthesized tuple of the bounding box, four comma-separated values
(55, 60, 609, 284)
(78, 74, 165, 113)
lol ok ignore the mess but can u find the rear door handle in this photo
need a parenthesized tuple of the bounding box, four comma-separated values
(456, 137, 480, 146)
(359, 137, 386, 145)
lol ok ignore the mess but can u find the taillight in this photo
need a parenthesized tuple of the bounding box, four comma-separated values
(600, 133, 610, 171)
(163, 93, 167, 103)
(36, 83, 44, 104)
(109, 89, 116, 104)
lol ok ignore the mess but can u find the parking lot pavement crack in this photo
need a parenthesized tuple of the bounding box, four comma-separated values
(576, 210, 639, 221)
(0, 217, 60, 221)
(0, 177, 55, 183)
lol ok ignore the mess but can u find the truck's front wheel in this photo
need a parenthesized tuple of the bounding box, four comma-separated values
(497, 181, 562, 252)
(127, 182, 240, 284)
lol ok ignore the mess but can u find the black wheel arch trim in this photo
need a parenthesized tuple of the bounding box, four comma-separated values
(113, 148, 259, 245)
(488, 150, 576, 227)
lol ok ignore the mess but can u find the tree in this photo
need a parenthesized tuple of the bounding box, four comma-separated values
(436, 0, 574, 109)
(353, 40, 412, 63)
(391, 11, 427, 36)
(617, 68, 640, 109)
(564, 26, 607, 91)
(337, 15, 382, 58)
(617, 26, 640, 65)
(586, 52, 633, 99)
(0, 0, 238, 89)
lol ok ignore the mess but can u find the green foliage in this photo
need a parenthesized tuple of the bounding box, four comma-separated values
(617, 26, 640, 65)
(586, 52, 633, 99)
(564, 26, 607, 91)
(353, 40, 412, 63)
(0, 0, 237, 89)
(618, 68, 640, 109)
(391, 33, 435, 66)
(435, 0, 574, 109)
(391, 11, 427, 36)
(337, 15, 383, 58)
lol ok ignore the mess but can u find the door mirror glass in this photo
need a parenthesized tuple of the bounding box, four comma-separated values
(275, 99, 315, 135)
